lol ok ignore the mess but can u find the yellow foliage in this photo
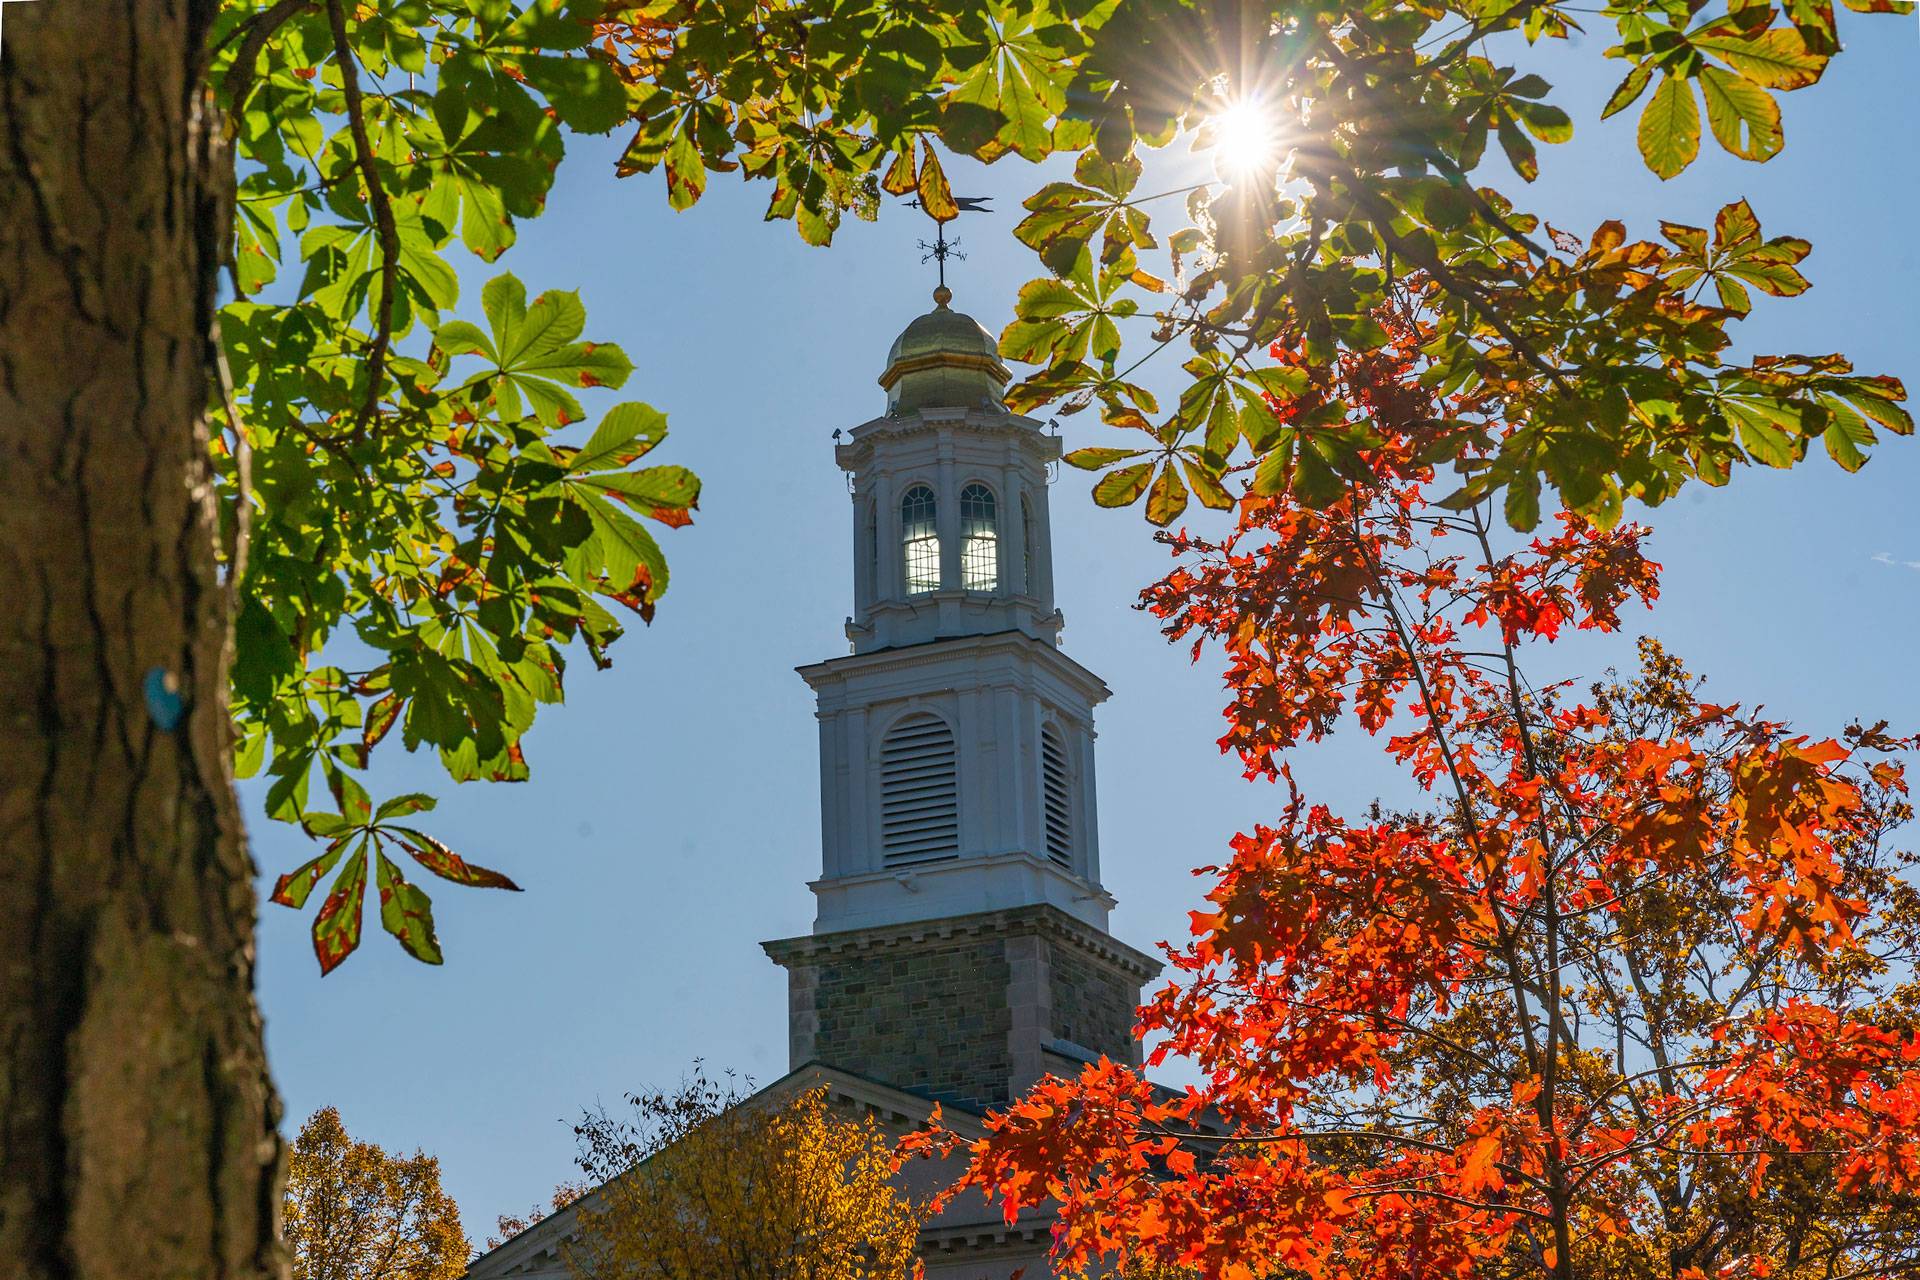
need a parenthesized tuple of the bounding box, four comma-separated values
(283, 1106, 469, 1280)
(489, 1179, 589, 1250)
(570, 1082, 924, 1280)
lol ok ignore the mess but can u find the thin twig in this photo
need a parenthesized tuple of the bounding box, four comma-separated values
(1386, 0, 1555, 84)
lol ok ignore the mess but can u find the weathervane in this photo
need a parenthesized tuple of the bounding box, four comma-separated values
(905, 195, 992, 296)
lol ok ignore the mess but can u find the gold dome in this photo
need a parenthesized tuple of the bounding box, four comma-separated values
(879, 290, 1010, 413)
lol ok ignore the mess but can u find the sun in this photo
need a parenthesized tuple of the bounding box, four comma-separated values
(1204, 96, 1286, 178)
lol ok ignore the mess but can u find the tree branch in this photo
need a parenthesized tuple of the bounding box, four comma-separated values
(210, 315, 251, 608)
(325, 0, 399, 431)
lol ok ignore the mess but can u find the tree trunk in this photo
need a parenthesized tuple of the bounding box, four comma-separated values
(0, 3, 284, 1278)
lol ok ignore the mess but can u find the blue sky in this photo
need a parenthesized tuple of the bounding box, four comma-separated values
(247, 19, 1919, 1241)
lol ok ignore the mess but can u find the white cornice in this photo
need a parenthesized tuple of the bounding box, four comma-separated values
(797, 630, 1111, 705)
(835, 408, 1060, 469)
(807, 848, 1116, 908)
(920, 1220, 1054, 1251)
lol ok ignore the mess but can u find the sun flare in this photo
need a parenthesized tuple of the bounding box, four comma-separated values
(1206, 97, 1286, 177)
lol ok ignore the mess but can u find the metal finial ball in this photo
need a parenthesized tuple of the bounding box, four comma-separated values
(932, 285, 952, 307)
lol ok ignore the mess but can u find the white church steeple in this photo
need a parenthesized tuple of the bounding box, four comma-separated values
(797, 289, 1116, 936)
(844, 285, 1063, 654)
(765, 288, 1155, 1113)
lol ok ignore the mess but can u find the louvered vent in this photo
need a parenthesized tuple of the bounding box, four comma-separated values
(1041, 724, 1072, 867)
(881, 714, 960, 866)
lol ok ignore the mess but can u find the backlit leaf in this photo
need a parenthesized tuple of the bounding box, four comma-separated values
(573, 402, 670, 472)
(666, 129, 705, 211)
(1092, 462, 1154, 508)
(272, 839, 349, 910)
(1182, 458, 1235, 511)
(376, 852, 444, 965)
(1638, 74, 1701, 179)
(312, 844, 369, 976)
(1145, 462, 1189, 526)
(916, 142, 957, 222)
(374, 792, 437, 821)
(390, 826, 522, 890)
(1693, 28, 1825, 89)
(1699, 67, 1782, 162)
(1602, 63, 1655, 119)
(1064, 446, 1144, 470)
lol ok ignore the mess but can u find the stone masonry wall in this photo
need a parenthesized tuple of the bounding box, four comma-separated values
(1047, 942, 1142, 1065)
(765, 905, 1160, 1113)
(810, 938, 1014, 1110)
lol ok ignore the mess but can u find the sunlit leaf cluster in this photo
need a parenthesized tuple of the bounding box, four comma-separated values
(592, 0, 1909, 530)
(212, 0, 696, 970)
(211, 0, 1910, 975)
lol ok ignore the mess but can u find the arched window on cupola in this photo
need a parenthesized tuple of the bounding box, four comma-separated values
(900, 485, 939, 594)
(1041, 723, 1072, 868)
(960, 483, 998, 592)
(879, 713, 959, 866)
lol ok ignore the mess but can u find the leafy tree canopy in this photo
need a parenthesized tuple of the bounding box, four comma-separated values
(213, 0, 698, 970)
(284, 1106, 469, 1280)
(596, 0, 1911, 526)
(568, 1073, 925, 1280)
(215, 0, 1910, 970)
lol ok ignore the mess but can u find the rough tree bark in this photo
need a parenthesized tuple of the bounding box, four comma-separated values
(0, 3, 285, 1278)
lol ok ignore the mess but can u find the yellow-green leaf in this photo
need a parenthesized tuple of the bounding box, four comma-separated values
(1091, 461, 1154, 508)
(1182, 458, 1236, 510)
(1693, 27, 1825, 89)
(1821, 405, 1873, 472)
(881, 148, 917, 196)
(1602, 63, 1654, 119)
(1638, 74, 1701, 179)
(916, 142, 958, 222)
(665, 129, 705, 211)
(1145, 462, 1189, 525)
(1065, 446, 1144, 470)
(1699, 67, 1782, 162)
